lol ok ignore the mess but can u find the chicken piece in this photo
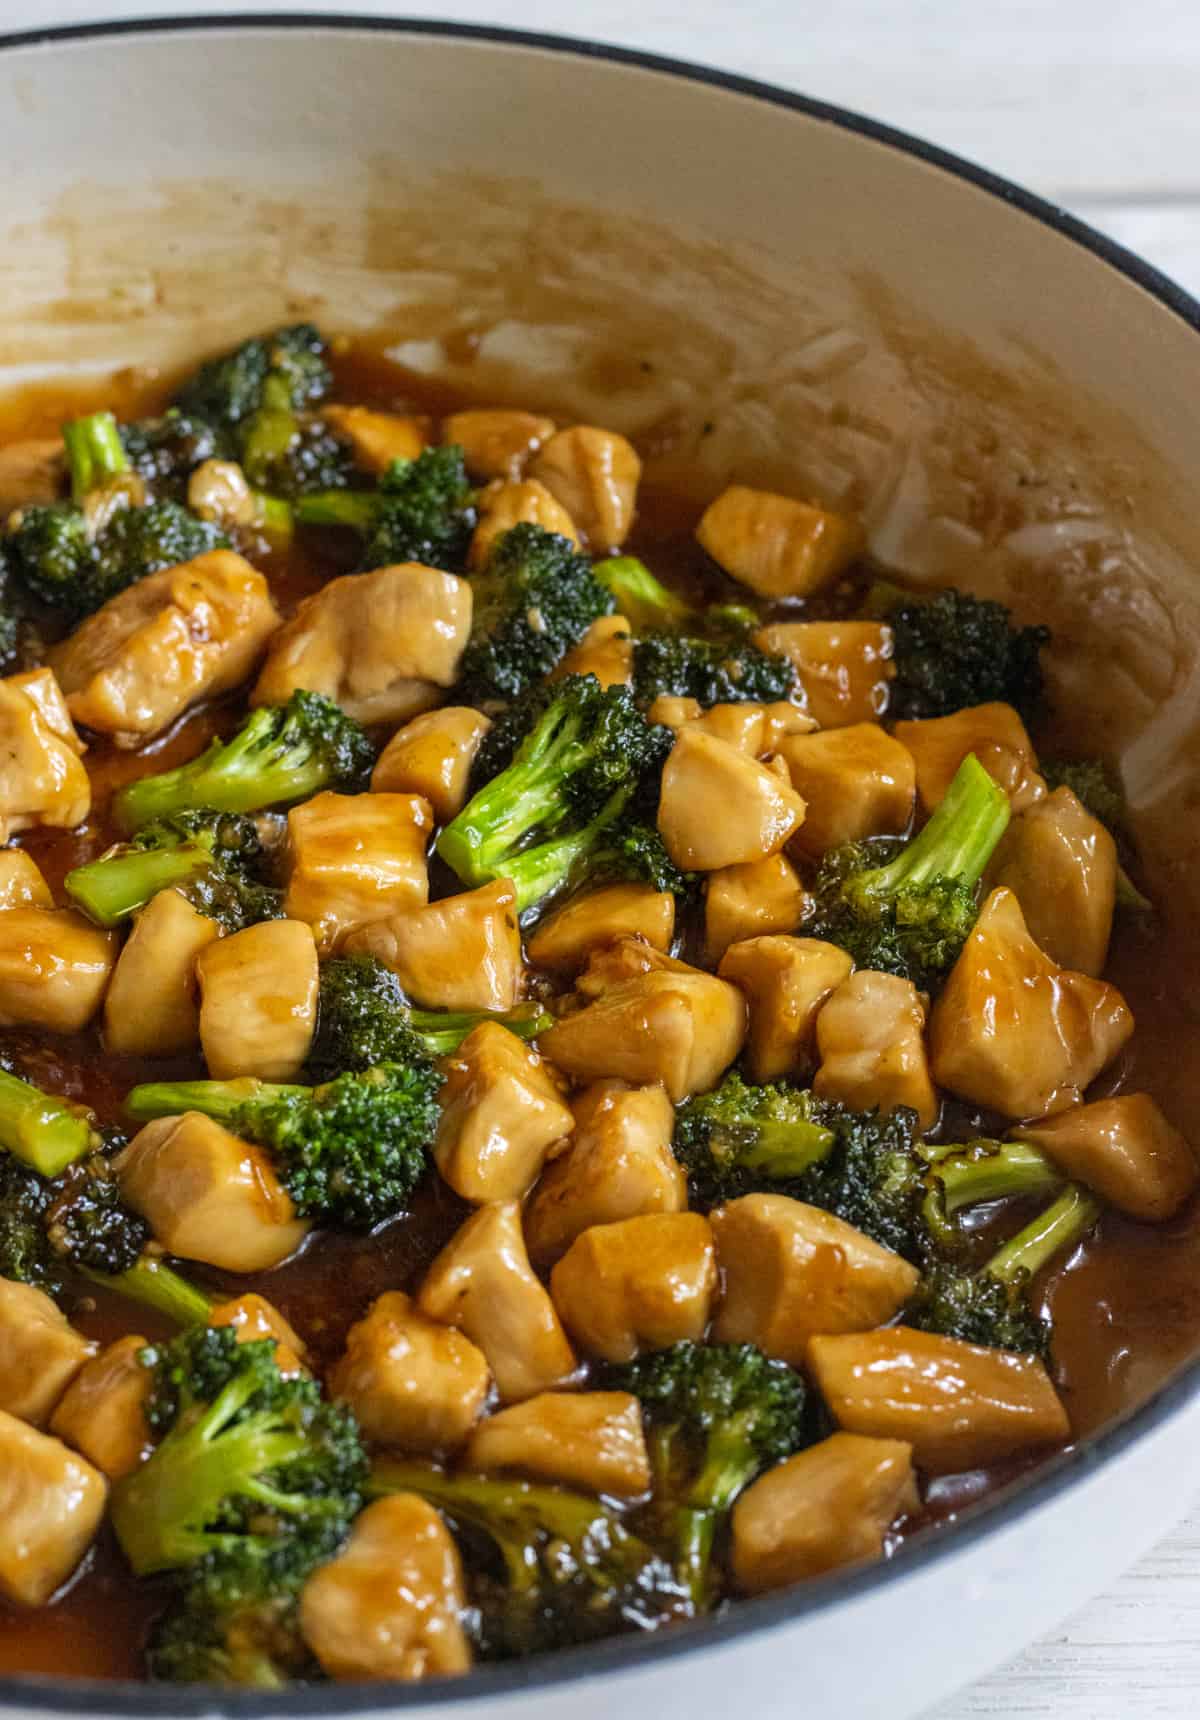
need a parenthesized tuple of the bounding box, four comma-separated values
(525, 1080, 685, 1268)
(253, 563, 472, 727)
(116, 1112, 309, 1272)
(761, 701, 820, 751)
(0, 1411, 107, 1607)
(0, 436, 63, 512)
(344, 880, 522, 1013)
(807, 1326, 1070, 1473)
(530, 425, 641, 550)
(196, 918, 318, 1081)
(49, 551, 280, 746)
(103, 888, 221, 1058)
(658, 727, 806, 871)
(0, 848, 52, 910)
(527, 883, 675, 975)
(696, 485, 863, 600)
(371, 706, 492, 822)
(929, 887, 1134, 1119)
(551, 614, 634, 689)
(186, 459, 270, 533)
(0, 668, 90, 844)
(894, 702, 1043, 815)
(466, 1391, 651, 1496)
(284, 790, 432, 955)
(0, 907, 116, 1032)
(755, 621, 894, 729)
(323, 404, 427, 474)
(704, 852, 807, 965)
(444, 409, 556, 481)
(208, 1293, 307, 1375)
(711, 1196, 918, 1367)
(572, 936, 688, 992)
(688, 701, 768, 754)
(541, 961, 746, 1103)
(777, 723, 916, 860)
(814, 970, 938, 1130)
(550, 1213, 717, 1363)
(0, 1279, 95, 1427)
(646, 694, 703, 732)
(433, 1022, 573, 1204)
(49, 1335, 153, 1482)
(300, 1494, 472, 1682)
(988, 786, 1116, 976)
(646, 698, 815, 754)
(732, 1432, 917, 1592)
(1014, 1094, 1198, 1222)
(418, 1201, 577, 1403)
(718, 935, 854, 1083)
(469, 478, 579, 569)
(329, 1291, 490, 1454)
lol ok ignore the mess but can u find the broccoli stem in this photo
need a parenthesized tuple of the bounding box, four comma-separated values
(294, 490, 380, 532)
(985, 1183, 1101, 1287)
(713, 1117, 837, 1182)
(125, 1076, 301, 1129)
(62, 410, 129, 502)
(920, 1138, 1066, 1253)
(0, 1072, 95, 1178)
(65, 840, 213, 928)
(252, 493, 295, 540)
(501, 787, 634, 914)
(408, 1002, 554, 1057)
(847, 752, 1010, 909)
(81, 1257, 214, 1327)
(592, 557, 692, 629)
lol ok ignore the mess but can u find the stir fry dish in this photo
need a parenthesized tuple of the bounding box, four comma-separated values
(0, 323, 1190, 1688)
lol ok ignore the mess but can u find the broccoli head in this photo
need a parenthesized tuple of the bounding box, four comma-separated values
(174, 324, 333, 431)
(673, 1071, 838, 1206)
(795, 1101, 928, 1260)
(870, 582, 1049, 723)
(296, 445, 476, 572)
(631, 629, 795, 708)
(65, 809, 281, 931)
(120, 410, 225, 497)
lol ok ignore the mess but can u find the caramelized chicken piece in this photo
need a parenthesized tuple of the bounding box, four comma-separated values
(530, 426, 641, 550)
(345, 879, 522, 1012)
(807, 1326, 1070, 1473)
(323, 405, 428, 474)
(103, 888, 221, 1058)
(527, 883, 675, 975)
(300, 1494, 472, 1682)
(0, 848, 52, 911)
(50, 551, 280, 746)
(551, 614, 634, 689)
(0, 668, 89, 844)
(894, 702, 1043, 815)
(284, 790, 432, 955)
(732, 1433, 917, 1591)
(0, 1411, 107, 1607)
(0, 1279, 95, 1427)
(444, 409, 556, 481)
(719, 935, 854, 1083)
(469, 478, 579, 569)
(49, 1336, 153, 1481)
(466, 1391, 651, 1497)
(696, 485, 863, 599)
(433, 1022, 573, 1204)
(658, 728, 806, 871)
(646, 698, 816, 754)
(419, 1201, 577, 1403)
(1014, 1094, 1198, 1222)
(0, 907, 116, 1032)
(550, 1213, 717, 1363)
(711, 1196, 919, 1366)
(196, 918, 318, 1081)
(572, 936, 688, 993)
(371, 706, 492, 822)
(704, 852, 807, 964)
(116, 1113, 310, 1272)
(988, 786, 1116, 976)
(0, 436, 63, 512)
(814, 970, 938, 1130)
(329, 1291, 490, 1454)
(754, 621, 894, 729)
(208, 1293, 308, 1375)
(777, 723, 916, 859)
(525, 1080, 685, 1268)
(929, 887, 1134, 1119)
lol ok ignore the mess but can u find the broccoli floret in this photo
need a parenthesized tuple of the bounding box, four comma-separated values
(111, 1325, 365, 1578)
(367, 1459, 683, 1655)
(870, 582, 1049, 723)
(112, 691, 375, 832)
(592, 556, 693, 628)
(673, 1072, 837, 1206)
(119, 410, 224, 497)
(805, 752, 1010, 989)
(125, 1061, 442, 1229)
(296, 445, 476, 572)
(246, 419, 355, 501)
(795, 1101, 928, 1259)
(920, 1137, 1067, 1254)
(174, 324, 333, 432)
(65, 810, 280, 931)
(631, 629, 796, 708)
(61, 410, 128, 502)
(606, 1342, 806, 1609)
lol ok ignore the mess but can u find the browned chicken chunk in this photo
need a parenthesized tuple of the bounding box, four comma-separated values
(433, 1021, 573, 1204)
(0, 668, 90, 842)
(719, 935, 854, 1082)
(196, 918, 318, 1081)
(777, 723, 916, 859)
(894, 702, 1043, 815)
(530, 426, 641, 550)
(814, 969, 938, 1130)
(284, 790, 432, 954)
(0, 1411, 107, 1607)
(103, 889, 221, 1058)
(345, 879, 523, 1012)
(466, 1391, 651, 1496)
(443, 409, 556, 480)
(371, 706, 492, 822)
(329, 1291, 490, 1454)
(1014, 1094, 1198, 1221)
(658, 727, 806, 871)
(49, 1336, 153, 1482)
(696, 485, 863, 599)
(988, 785, 1116, 976)
(754, 621, 894, 728)
(550, 1212, 718, 1362)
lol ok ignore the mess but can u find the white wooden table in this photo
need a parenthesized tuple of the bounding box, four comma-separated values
(3, 3, 1200, 1713)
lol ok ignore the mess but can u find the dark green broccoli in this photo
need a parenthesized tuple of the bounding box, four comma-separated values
(805, 751, 1010, 989)
(0, 555, 38, 674)
(1040, 756, 1127, 835)
(125, 1061, 442, 1229)
(795, 1101, 928, 1259)
(673, 1072, 837, 1206)
(64, 810, 281, 931)
(296, 445, 475, 571)
(174, 324, 333, 433)
(920, 1137, 1067, 1254)
(367, 1459, 684, 1655)
(606, 1342, 806, 1609)
(631, 629, 796, 708)
(113, 691, 375, 832)
(868, 581, 1049, 723)
(119, 410, 224, 497)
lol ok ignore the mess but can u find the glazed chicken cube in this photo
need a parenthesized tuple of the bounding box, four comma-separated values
(300, 1494, 472, 1682)
(196, 918, 318, 1081)
(103, 888, 222, 1058)
(806, 1326, 1070, 1473)
(0, 907, 117, 1032)
(254, 563, 472, 727)
(695, 485, 863, 600)
(814, 970, 938, 1130)
(988, 786, 1116, 976)
(929, 887, 1134, 1119)
(329, 1291, 490, 1454)
(551, 614, 634, 689)
(530, 425, 641, 550)
(469, 478, 579, 569)
(284, 790, 432, 955)
(524, 1080, 685, 1268)
(658, 727, 806, 871)
(719, 935, 854, 1083)
(208, 1292, 308, 1375)
(894, 701, 1043, 815)
(465, 1391, 651, 1497)
(1014, 1094, 1198, 1222)
(754, 621, 894, 729)
(711, 1196, 919, 1366)
(443, 409, 556, 481)
(647, 698, 815, 754)
(344, 879, 523, 1013)
(776, 723, 916, 859)
(732, 1433, 917, 1591)
(527, 884, 675, 977)
(0, 1411, 107, 1607)
(550, 1212, 718, 1363)
(371, 706, 492, 822)
(0, 848, 52, 910)
(49, 550, 281, 746)
(0, 436, 63, 512)
(0, 668, 90, 843)
(323, 405, 428, 474)
(704, 852, 807, 964)
(432, 1022, 574, 1204)
(0, 1279, 95, 1427)
(418, 1201, 577, 1404)
(49, 1335, 153, 1481)
(116, 1112, 310, 1272)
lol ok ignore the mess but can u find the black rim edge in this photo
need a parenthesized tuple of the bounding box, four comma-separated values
(0, 13, 1197, 1715)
